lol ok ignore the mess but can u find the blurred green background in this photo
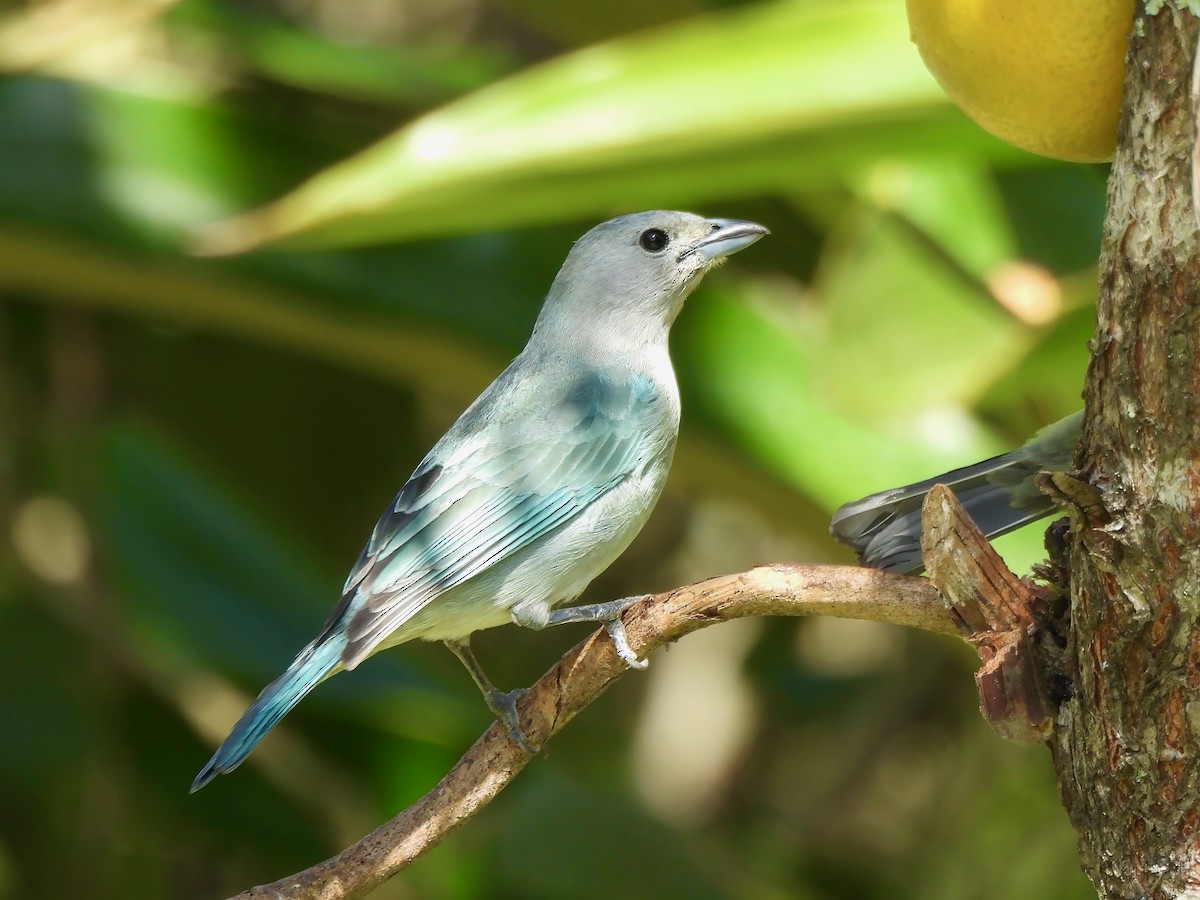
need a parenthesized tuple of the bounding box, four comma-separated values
(0, 0, 1101, 897)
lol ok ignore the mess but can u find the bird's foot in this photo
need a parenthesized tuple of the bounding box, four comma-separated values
(544, 595, 648, 669)
(603, 611, 648, 670)
(485, 687, 540, 754)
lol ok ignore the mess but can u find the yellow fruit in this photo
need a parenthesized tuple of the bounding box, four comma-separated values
(905, 0, 1134, 163)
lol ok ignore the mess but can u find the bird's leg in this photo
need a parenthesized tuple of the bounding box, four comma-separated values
(443, 636, 539, 753)
(535, 595, 649, 670)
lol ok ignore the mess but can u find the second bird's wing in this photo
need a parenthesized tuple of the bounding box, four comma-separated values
(329, 371, 671, 668)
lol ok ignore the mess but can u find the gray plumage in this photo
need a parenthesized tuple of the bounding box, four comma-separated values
(829, 411, 1082, 574)
(192, 211, 768, 790)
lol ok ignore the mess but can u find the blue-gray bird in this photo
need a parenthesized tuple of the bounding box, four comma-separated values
(830, 411, 1081, 574)
(191, 211, 768, 791)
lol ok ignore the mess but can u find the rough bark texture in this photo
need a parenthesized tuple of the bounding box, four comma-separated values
(1052, 7, 1200, 897)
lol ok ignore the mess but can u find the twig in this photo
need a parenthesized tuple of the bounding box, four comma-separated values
(229, 563, 958, 900)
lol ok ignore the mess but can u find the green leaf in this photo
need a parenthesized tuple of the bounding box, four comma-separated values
(849, 159, 1018, 278)
(170, 0, 514, 105)
(199, 0, 1030, 250)
(678, 286, 1004, 509)
(810, 208, 1031, 419)
(677, 283, 1055, 573)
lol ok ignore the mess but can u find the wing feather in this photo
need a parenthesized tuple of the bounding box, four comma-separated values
(334, 370, 669, 667)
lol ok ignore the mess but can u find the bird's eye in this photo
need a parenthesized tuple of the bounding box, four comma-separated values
(639, 228, 670, 253)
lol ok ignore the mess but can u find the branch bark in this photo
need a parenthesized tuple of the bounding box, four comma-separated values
(228, 564, 958, 900)
(1052, 5, 1200, 897)
(921, 484, 1058, 745)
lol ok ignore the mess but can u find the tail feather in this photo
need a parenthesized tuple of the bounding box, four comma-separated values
(190, 639, 343, 792)
(830, 445, 1066, 574)
(831, 414, 1082, 574)
(831, 453, 1041, 573)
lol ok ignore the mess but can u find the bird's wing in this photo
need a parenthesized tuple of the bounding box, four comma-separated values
(331, 370, 670, 668)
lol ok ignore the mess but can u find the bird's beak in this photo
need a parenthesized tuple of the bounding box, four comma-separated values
(694, 218, 769, 262)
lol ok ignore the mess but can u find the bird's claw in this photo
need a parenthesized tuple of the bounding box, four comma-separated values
(540, 594, 650, 669)
(485, 688, 540, 754)
(602, 597, 648, 670)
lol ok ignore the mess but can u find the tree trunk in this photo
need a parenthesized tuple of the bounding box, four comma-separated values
(1052, 6, 1200, 897)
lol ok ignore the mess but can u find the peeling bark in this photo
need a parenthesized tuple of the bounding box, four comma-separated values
(1053, 7, 1200, 897)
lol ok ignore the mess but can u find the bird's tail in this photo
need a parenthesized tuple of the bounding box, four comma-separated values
(190, 638, 343, 792)
(830, 451, 1059, 576)
(831, 413, 1082, 574)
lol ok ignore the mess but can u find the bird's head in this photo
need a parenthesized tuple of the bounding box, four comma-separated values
(535, 211, 768, 350)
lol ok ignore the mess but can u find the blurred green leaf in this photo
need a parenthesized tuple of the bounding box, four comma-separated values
(979, 302, 1093, 428)
(850, 160, 1017, 277)
(0, 225, 500, 396)
(678, 281, 1053, 573)
(199, 0, 1031, 250)
(492, 0, 707, 44)
(997, 165, 1108, 274)
(102, 419, 346, 673)
(171, 0, 515, 105)
(811, 208, 1030, 418)
(679, 285, 1005, 509)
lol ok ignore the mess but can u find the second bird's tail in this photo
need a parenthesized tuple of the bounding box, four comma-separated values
(830, 412, 1082, 574)
(190, 638, 343, 793)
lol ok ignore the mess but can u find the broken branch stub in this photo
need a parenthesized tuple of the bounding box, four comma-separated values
(920, 484, 1055, 744)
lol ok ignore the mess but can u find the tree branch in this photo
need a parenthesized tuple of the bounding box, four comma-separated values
(229, 563, 958, 900)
